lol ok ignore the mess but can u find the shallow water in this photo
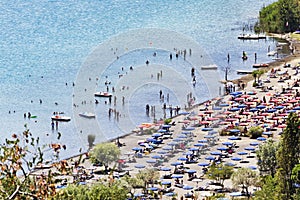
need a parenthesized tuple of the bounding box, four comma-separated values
(0, 0, 278, 159)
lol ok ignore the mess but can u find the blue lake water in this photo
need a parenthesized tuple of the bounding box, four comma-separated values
(0, 0, 279, 159)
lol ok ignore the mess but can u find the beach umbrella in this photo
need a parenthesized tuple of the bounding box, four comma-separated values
(134, 193, 145, 197)
(146, 138, 157, 142)
(213, 106, 222, 110)
(244, 146, 255, 151)
(257, 105, 266, 109)
(147, 187, 158, 191)
(178, 134, 188, 138)
(173, 138, 184, 142)
(183, 185, 194, 190)
(171, 174, 183, 179)
(132, 147, 142, 151)
(157, 129, 167, 133)
(210, 151, 222, 156)
(200, 121, 210, 125)
(135, 164, 146, 169)
(249, 108, 258, 112)
(178, 157, 188, 161)
(217, 146, 228, 151)
(257, 137, 267, 141)
(267, 109, 277, 113)
(205, 156, 215, 161)
(162, 146, 173, 150)
(204, 110, 214, 114)
(165, 192, 176, 197)
(222, 141, 233, 146)
(168, 141, 178, 146)
(146, 159, 157, 164)
(229, 107, 240, 112)
(250, 142, 260, 146)
(237, 151, 248, 156)
(278, 124, 287, 128)
(247, 91, 256, 95)
(231, 157, 242, 161)
(186, 169, 197, 174)
(228, 136, 239, 140)
(293, 107, 300, 110)
(171, 162, 183, 166)
(152, 133, 162, 137)
(194, 143, 206, 147)
(208, 130, 218, 135)
(182, 131, 192, 135)
(224, 162, 236, 166)
(230, 91, 242, 96)
(189, 147, 199, 151)
(248, 166, 257, 170)
(220, 103, 229, 107)
(162, 124, 171, 128)
(238, 104, 247, 108)
(202, 127, 213, 131)
(198, 162, 210, 167)
(229, 129, 240, 133)
(184, 127, 195, 131)
(198, 139, 208, 143)
(263, 131, 272, 136)
(157, 150, 168, 154)
(161, 181, 172, 185)
(204, 135, 215, 139)
(275, 105, 285, 109)
(288, 110, 297, 113)
(152, 155, 163, 159)
(161, 167, 171, 171)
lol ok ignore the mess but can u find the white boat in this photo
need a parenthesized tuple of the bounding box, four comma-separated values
(236, 70, 253, 74)
(238, 34, 266, 40)
(51, 115, 71, 122)
(201, 64, 218, 70)
(253, 63, 269, 68)
(79, 112, 96, 118)
(267, 51, 277, 56)
(94, 92, 112, 97)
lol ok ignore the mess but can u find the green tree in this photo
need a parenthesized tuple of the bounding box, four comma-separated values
(87, 134, 96, 150)
(247, 126, 263, 139)
(291, 164, 300, 199)
(135, 168, 160, 193)
(90, 142, 121, 169)
(206, 162, 234, 187)
(277, 112, 300, 199)
(254, 174, 281, 200)
(256, 139, 279, 177)
(231, 168, 259, 199)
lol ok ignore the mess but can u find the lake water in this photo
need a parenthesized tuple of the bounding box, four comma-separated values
(0, 0, 279, 159)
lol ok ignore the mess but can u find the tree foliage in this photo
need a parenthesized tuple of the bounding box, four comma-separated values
(276, 112, 300, 199)
(231, 168, 259, 197)
(256, 139, 279, 177)
(256, 0, 300, 33)
(90, 142, 121, 167)
(0, 126, 70, 199)
(135, 168, 160, 192)
(254, 174, 281, 200)
(206, 162, 233, 187)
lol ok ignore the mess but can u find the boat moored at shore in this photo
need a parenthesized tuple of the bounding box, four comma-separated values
(253, 63, 269, 68)
(79, 112, 96, 118)
(51, 115, 71, 122)
(94, 92, 113, 97)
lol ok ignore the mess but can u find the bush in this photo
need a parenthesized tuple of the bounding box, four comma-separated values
(164, 118, 172, 124)
(247, 126, 263, 139)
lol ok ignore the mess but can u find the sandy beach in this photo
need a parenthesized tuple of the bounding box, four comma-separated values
(33, 34, 300, 199)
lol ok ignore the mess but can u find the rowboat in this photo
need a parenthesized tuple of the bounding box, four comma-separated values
(51, 115, 71, 122)
(79, 112, 96, 118)
(94, 92, 112, 97)
(236, 70, 253, 74)
(201, 64, 218, 70)
(253, 63, 269, 68)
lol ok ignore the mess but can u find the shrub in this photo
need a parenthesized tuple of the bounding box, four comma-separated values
(247, 126, 263, 139)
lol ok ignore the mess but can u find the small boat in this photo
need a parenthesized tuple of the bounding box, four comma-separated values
(94, 92, 112, 97)
(201, 64, 217, 70)
(236, 70, 253, 74)
(79, 112, 96, 118)
(238, 34, 266, 40)
(253, 63, 269, 68)
(242, 56, 248, 60)
(51, 115, 71, 122)
(267, 51, 277, 56)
